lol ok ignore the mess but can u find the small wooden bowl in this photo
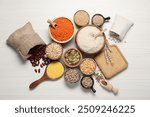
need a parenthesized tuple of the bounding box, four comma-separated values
(63, 48, 82, 68)
(80, 58, 96, 75)
(91, 14, 110, 27)
(64, 68, 81, 84)
(46, 61, 65, 80)
(45, 42, 63, 60)
(73, 10, 90, 27)
(80, 76, 96, 93)
(75, 25, 106, 55)
(48, 17, 75, 44)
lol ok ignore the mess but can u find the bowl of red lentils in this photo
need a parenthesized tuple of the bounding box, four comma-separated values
(48, 17, 75, 44)
(80, 58, 96, 75)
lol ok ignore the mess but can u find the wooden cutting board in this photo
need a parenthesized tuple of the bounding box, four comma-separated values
(95, 45, 128, 79)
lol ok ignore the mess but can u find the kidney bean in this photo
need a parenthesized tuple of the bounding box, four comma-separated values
(38, 69, 40, 73)
(28, 45, 50, 73)
(34, 69, 37, 73)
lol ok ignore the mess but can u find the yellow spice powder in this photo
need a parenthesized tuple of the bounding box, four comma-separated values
(46, 61, 64, 80)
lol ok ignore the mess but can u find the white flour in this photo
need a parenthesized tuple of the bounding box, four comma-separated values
(76, 26, 105, 53)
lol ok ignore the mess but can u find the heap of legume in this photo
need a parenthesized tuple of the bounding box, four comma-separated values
(45, 42, 63, 60)
(28, 45, 50, 73)
(80, 58, 96, 75)
(50, 17, 74, 42)
(81, 77, 93, 88)
(64, 48, 81, 67)
(64, 68, 80, 83)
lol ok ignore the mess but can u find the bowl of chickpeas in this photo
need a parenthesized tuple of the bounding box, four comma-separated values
(80, 58, 96, 75)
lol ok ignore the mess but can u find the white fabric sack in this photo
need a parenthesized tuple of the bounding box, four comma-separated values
(109, 14, 134, 41)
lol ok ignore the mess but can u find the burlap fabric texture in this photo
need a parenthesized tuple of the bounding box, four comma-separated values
(7, 22, 45, 60)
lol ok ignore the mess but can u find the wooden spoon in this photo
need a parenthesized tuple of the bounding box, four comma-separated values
(47, 19, 57, 28)
(99, 79, 118, 94)
(93, 28, 112, 53)
(29, 71, 48, 90)
(29, 61, 64, 90)
(95, 73, 118, 95)
(94, 29, 107, 38)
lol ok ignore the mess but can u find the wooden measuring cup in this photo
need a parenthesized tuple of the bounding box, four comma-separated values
(81, 76, 96, 93)
(29, 61, 64, 90)
(92, 14, 110, 27)
(95, 73, 118, 94)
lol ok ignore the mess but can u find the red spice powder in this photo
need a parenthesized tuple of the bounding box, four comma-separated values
(50, 17, 74, 41)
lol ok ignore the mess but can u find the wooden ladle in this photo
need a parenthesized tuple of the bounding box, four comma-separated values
(29, 71, 48, 90)
(29, 61, 64, 90)
(99, 79, 118, 94)
(94, 29, 107, 38)
(93, 29, 112, 53)
(95, 73, 118, 95)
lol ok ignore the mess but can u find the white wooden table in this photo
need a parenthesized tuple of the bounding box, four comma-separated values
(0, 0, 150, 99)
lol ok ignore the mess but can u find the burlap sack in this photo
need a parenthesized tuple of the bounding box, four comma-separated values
(7, 22, 45, 60)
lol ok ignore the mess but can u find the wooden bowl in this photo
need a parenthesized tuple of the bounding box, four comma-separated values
(73, 10, 90, 27)
(79, 58, 96, 75)
(63, 48, 82, 68)
(64, 68, 81, 84)
(80, 76, 96, 93)
(75, 25, 106, 55)
(48, 17, 75, 44)
(45, 42, 63, 60)
(91, 14, 110, 27)
(46, 61, 65, 80)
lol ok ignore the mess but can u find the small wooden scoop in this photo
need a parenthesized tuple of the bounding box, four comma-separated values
(94, 29, 112, 53)
(94, 29, 107, 38)
(95, 74, 118, 94)
(47, 19, 57, 28)
(29, 71, 48, 90)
